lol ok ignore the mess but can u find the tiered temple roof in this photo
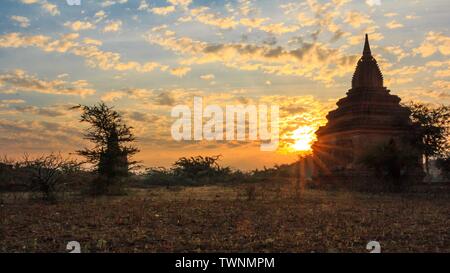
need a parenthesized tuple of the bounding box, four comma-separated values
(315, 34, 412, 137)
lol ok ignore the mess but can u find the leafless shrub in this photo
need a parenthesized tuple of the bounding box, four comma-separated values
(19, 153, 81, 202)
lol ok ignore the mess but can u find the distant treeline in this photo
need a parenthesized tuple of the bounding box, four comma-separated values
(0, 154, 301, 202)
(141, 155, 300, 187)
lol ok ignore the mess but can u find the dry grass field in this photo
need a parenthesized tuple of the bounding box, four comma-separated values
(1, 183, 449, 253)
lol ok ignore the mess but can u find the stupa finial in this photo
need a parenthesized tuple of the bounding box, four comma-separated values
(363, 33, 371, 57)
(351, 33, 384, 88)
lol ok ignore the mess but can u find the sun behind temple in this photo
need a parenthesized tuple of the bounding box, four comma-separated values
(312, 34, 424, 187)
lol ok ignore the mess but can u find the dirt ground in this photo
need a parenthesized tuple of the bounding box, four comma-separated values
(1, 184, 449, 253)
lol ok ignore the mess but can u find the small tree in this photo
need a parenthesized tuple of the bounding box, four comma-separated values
(173, 155, 231, 180)
(405, 102, 450, 174)
(360, 139, 419, 191)
(72, 102, 139, 192)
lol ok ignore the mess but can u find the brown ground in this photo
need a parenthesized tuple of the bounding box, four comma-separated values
(1, 184, 449, 253)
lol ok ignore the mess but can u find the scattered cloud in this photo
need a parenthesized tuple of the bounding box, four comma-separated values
(170, 66, 191, 77)
(414, 32, 450, 57)
(432, 80, 450, 90)
(101, 91, 127, 102)
(259, 23, 300, 35)
(101, 0, 128, 8)
(64, 21, 96, 31)
(0, 69, 95, 97)
(200, 74, 215, 81)
(190, 7, 238, 29)
(366, 0, 381, 7)
(20, 0, 60, 16)
(146, 30, 358, 84)
(384, 13, 398, 17)
(103, 20, 122, 32)
(167, 0, 192, 7)
(345, 11, 372, 28)
(95, 10, 107, 21)
(151, 6, 176, 16)
(10, 16, 30, 28)
(386, 20, 403, 29)
(138, 0, 150, 11)
(240, 17, 268, 28)
(41, 1, 59, 16)
(0, 32, 166, 73)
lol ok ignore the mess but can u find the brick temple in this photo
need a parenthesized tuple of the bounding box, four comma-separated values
(312, 34, 423, 187)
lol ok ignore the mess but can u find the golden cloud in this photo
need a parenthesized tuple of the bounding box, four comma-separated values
(0, 32, 167, 73)
(414, 32, 450, 57)
(20, 0, 60, 16)
(151, 6, 176, 16)
(11, 16, 30, 28)
(344, 11, 372, 28)
(170, 66, 192, 77)
(145, 30, 358, 84)
(190, 7, 238, 29)
(64, 21, 96, 31)
(103, 20, 122, 32)
(386, 20, 403, 29)
(0, 70, 95, 97)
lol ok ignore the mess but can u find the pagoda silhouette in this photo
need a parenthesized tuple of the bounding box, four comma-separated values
(312, 34, 424, 188)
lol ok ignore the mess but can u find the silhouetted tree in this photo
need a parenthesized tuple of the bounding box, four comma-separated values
(72, 102, 139, 190)
(173, 155, 230, 179)
(405, 102, 450, 174)
(360, 139, 419, 191)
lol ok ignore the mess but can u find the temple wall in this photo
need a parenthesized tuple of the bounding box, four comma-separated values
(313, 130, 412, 173)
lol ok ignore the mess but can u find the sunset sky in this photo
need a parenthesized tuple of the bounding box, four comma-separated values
(0, 0, 449, 169)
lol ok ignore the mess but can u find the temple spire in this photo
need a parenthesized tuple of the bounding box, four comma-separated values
(363, 33, 371, 57)
(351, 33, 384, 88)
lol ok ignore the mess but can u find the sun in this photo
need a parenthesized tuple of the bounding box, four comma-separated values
(291, 126, 317, 153)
